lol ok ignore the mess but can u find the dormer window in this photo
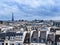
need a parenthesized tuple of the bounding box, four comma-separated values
(5, 36, 9, 40)
(10, 36, 14, 40)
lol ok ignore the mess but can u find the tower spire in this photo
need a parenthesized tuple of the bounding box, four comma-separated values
(12, 13, 14, 21)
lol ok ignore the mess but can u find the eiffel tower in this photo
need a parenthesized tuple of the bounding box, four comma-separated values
(12, 13, 14, 21)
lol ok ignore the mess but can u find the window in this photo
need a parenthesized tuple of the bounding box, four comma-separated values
(6, 36, 9, 40)
(33, 38, 36, 42)
(18, 43, 20, 45)
(10, 36, 14, 40)
(10, 43, 14, 45)
(16, 43, 21, 45)
(6, 43, 8, 45)
(2, 43, 4, 45)
(15, 36, 22, 41)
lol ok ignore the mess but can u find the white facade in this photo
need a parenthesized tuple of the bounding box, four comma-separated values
(4, 40, 24, 45)
(30, 43, 46, 45)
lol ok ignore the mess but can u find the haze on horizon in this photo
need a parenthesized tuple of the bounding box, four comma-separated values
(0, 0, 60, 20)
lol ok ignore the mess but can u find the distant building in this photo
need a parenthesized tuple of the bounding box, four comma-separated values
(55, 28, 60, 45)
(53, 21, 60, 27)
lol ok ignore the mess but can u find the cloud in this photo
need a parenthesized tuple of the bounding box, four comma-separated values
(0, 0, 60, 20)
(15, 0, 60, 16)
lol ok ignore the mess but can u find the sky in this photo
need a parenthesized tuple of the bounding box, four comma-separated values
(0, 0, 60, 20)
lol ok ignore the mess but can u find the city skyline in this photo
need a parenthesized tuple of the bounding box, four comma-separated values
(0, 0, 60, 20)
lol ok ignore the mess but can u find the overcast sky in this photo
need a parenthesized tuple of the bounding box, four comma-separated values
(0, 0, 60, 20)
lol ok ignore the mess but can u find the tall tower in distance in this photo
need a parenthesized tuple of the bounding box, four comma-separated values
(12, 13, 14, 21)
